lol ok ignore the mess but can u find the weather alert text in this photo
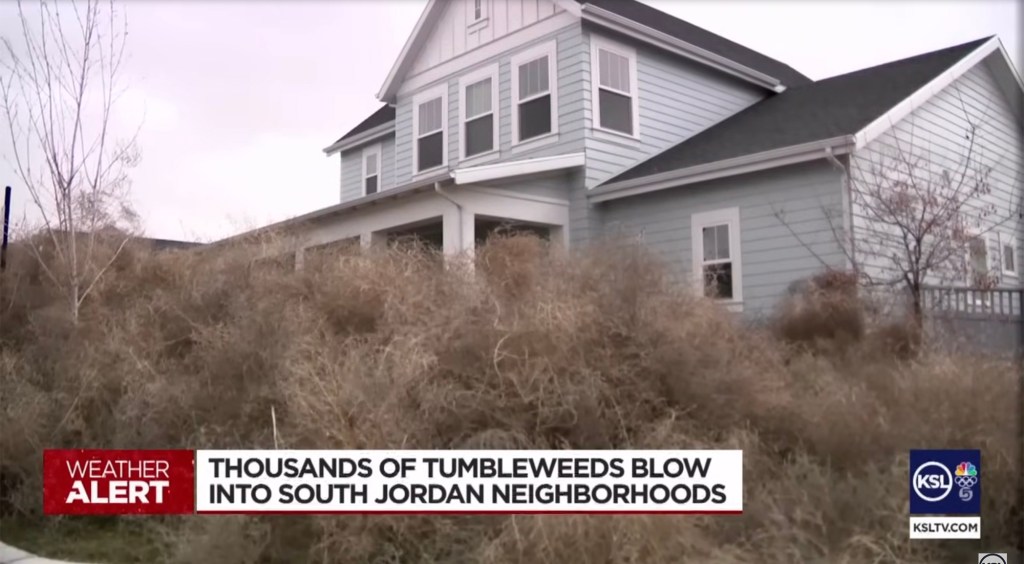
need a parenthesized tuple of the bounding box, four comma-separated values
(43, 449, 195, 514)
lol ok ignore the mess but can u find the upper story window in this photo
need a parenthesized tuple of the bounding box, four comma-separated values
(362, 144, 381, 195)
(474, 0, 484, 21)
(692, 207, 743, 304)
(459, 64, 499, 160)
(591, 36, 639, 137)
(413, 84, 448, 174)
(511, 40, 558, 145)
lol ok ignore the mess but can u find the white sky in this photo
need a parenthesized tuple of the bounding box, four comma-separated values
(1, 0, 1020, 242)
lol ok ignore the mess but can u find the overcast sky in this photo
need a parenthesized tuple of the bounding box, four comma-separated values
(1, 0, 1020, 242)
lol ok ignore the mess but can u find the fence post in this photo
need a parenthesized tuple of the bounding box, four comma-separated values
(1, 186, 11, 272)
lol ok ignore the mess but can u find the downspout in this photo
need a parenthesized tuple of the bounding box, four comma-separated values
(825, 147, 856, 273)
(434, 181, 463, 252)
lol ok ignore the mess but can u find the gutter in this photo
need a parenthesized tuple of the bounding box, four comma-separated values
(322, 121, 396, 156)
(590, 135, 856, 203)
(434, 182, 464, 251)
(825, 146, 857, 272)
(580, 4, 783, 92)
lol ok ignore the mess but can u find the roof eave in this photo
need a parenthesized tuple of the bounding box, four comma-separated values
(852, 37, 1002, 149)
(377, 0, 440, 103)
(580, 4, 783, 91)
(323, 121, 396, 155)
(590, 135, 856, 203)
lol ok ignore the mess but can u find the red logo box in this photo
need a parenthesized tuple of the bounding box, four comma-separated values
(43, 449, 195, 515)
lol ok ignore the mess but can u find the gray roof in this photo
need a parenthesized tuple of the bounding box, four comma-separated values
(577, 0, 811, 86)
(605, 37, 990, 185)
(331, 104, 395, 147)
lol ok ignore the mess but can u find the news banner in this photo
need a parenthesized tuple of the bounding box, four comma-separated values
(43, 448, 988, 542)
(42, 450, 742, 514)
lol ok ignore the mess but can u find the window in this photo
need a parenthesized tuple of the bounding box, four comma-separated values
(473, 0, 484, 21)
(362, 144, 381, 196)
(459, 65, 499, 160)
(591, 36, 639, 137)
(413, 85, 448, 174)
(511, 40, 558, 145)
(968, 235, 989, 278)
(691, 208, 742, 303)
(999, 232, 1017, 275)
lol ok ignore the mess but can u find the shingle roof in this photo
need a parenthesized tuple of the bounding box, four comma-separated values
(577, 0, 811, 86)
(330, 103, 395, 147)
(605, 37, 991, 185)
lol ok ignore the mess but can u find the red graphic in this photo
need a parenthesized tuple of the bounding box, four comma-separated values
(43, 449, 195, 515)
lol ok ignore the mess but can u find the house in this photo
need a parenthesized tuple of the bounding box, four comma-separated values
(242, 0, 1023, 315)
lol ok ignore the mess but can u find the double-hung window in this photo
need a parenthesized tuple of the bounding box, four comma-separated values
(591, 36, 639, 137)
(691, 208, 742, 303)
(414, 84, 448, 174)
(362, 144, 381, 196)
(511, 40, 558, 145)
(998, 232, 1018, 276)
(460, 65, 499, 160)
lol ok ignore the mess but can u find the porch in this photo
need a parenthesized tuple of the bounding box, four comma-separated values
(920, 286, 1024, 357)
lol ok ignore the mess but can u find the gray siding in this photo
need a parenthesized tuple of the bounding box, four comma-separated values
(850, 58, 1024, 288)
(339, 135, 396, 202)
(582, 25, 766, 189)
(393, 23, 586, 189)
(598, 160, 847, 315)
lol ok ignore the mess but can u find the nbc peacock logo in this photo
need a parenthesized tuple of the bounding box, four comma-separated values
(955, 461, 979, 502)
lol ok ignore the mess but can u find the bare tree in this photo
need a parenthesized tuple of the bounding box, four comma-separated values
(775, 87, 1022, 326)
(1, 0, 139, 323)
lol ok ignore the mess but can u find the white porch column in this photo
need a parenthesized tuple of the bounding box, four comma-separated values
(442, 206, 475, 262)
(360, 231, 387, 250)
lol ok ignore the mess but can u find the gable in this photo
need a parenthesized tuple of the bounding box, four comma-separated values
(408, 0, 569, 76)
(379, 0, 576, 101)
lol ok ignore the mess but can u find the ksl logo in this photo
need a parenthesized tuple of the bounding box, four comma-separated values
(909, 449, 981, 515)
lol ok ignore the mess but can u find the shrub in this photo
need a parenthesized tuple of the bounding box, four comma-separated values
(0, 234, 1018, 563)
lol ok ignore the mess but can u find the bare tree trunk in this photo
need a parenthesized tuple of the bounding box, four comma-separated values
(1, 0, 140, 324)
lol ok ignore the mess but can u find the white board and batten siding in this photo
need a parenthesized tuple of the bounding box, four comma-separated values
(581, 25, 767, 189)
(598, 160, 847, 315)
(850, 57, 1024, 288)
(409, 0, 566, 77)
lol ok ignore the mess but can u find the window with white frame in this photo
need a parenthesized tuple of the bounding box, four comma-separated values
(511, 41, 558, 144)
(591, 36, 639, 137)
(460, 65, 499, 160)
(473, 0, 485, 21)
(691, 208, 742, 302)
(967, 235, 989, 279)
(998, 232, 1017, 275)
(413, 85, 447, 174)
(362, 144, 380, 196)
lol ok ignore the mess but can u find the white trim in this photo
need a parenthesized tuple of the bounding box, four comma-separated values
(590, 34, 640, 139)
(412, 83, 449, 175)
(511, 39, 560, 146)
(459, 63, 500, 161)
(998, 231, 1018, 277)
(590, 136, 856, 203)
(852, 38, 1000, 149)
(452, 152, 585, 184)
(691, 207, 743, 306)
(392, 12, 577, 100)
(377, 0, 440, 102)
(580, 4, 782, 91)
(361, 143, 382, 197)
(462, 185, 570, 206)
(471, 0, 487, 25)
(323, 121, 394, 155)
